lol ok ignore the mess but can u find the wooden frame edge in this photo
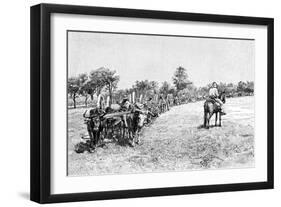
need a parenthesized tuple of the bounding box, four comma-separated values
(30, 3, 274, 204)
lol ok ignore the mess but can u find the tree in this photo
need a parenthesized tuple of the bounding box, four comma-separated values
(168, 87, 177, 96)
(113, 89, 127, 103)
(237, 81, 247, 95)
(187, 84, 198, 100)
(225, 83, 236, 97)
(134, 80, 152, 92)
(85, 78, 98, 101)
(172, 66, 192, 91)
(244, 81, 254, 94)
(150, 81, 159, 94)
(198, 86, 209, 99)
(84, 81, 96, 101)
(76, 73, 91, 107)
(67, 77, 80, 108)
(159, 81, 172, 96)
(89, 69, 106, 96)
(134, 80, 151, 97)
(89, 67, 119, 106)
(177, 88, 190, 103)
(218, 82, 227, 93)
(133, 80, 159, 101)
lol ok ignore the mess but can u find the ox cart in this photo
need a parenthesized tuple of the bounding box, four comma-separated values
(75, 102, 161, 153)
(76, 110, 143, 153)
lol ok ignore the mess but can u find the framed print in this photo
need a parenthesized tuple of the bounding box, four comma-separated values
(30, 3, 274, 203)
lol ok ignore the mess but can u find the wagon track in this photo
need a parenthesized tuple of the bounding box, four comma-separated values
(68, 96, 254, 176)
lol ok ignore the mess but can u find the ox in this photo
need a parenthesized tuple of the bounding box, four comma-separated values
(124, 109, 147, 146)
(83, 108, 105, 148)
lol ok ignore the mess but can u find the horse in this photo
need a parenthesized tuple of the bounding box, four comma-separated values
(203, 92, 226, 129)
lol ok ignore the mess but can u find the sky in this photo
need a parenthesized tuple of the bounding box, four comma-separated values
(68, 31, 254, 89)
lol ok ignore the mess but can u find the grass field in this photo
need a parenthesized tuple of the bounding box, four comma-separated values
(67, 96, 254, 176)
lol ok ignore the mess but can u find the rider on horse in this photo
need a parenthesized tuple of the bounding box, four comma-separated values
(209, 82, 226, 115)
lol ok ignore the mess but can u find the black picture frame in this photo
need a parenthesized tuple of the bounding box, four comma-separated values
(30, 3, 274, 204)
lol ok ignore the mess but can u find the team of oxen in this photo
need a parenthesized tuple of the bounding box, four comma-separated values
(79, 94, 172, 151)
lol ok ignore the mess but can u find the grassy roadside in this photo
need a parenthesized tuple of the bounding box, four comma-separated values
(67, 96, 254, 176)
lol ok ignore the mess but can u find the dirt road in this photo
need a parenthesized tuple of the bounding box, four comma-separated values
(68, 96, 254, 176)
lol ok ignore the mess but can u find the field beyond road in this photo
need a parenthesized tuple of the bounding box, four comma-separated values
(68, 96, 254, 176)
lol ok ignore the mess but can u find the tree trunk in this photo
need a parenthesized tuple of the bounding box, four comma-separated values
(73, 94, 76, 109)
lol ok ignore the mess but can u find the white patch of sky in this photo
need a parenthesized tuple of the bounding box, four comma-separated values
(68, 31, 254, 89)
